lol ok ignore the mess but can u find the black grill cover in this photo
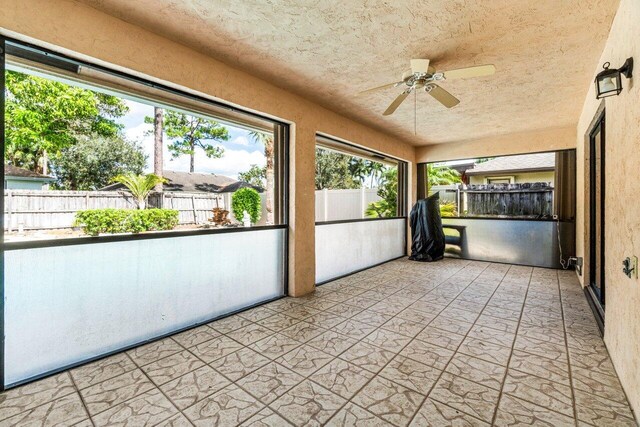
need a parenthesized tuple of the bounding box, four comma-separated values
(409, 192, 445, 262)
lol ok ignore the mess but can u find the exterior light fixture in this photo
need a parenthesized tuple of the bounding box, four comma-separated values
(595, 58, 633, 99)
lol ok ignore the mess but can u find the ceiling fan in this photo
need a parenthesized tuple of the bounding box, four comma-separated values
(359, 59, 496, 116)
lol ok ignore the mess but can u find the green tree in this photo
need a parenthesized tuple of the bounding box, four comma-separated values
(146, 110, 229, 172)
(111, 173, 167, 210)
(5, 70, 128, 173)
(248, 131, 275, 224)
(315, 148, 360, 190)
(238, 164, 266, 188)
(50, 134, 146, 190)
(427, 164, 461, 192)
(365, 167, 398, 218)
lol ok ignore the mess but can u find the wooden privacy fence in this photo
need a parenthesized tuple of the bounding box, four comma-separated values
(4, 190, 268, 231)
(464, 183, 553, 217)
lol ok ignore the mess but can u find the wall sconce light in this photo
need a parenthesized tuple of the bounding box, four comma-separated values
(595, 58, 633, 99)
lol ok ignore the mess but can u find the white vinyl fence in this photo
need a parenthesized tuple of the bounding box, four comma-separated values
(315, 188, 380, 222)
(4, 189, 269, 231)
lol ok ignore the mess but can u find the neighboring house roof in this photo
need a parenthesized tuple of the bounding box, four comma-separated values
(4, 164, 55, 181)
(465, 153, 556, 176)
(102, 170, 263, 193)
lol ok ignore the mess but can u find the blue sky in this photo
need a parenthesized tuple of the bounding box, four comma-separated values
(119, 99, 266, 179)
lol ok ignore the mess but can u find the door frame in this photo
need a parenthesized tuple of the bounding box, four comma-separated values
(585, 105, 606, 329)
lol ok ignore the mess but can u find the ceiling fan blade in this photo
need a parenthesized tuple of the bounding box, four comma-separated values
(410, 59, 430, 74)
(383, 91, 410, 116)
(427, 84, 460, 108)
(443, 64, 496, 80)
(358, 81, 403, 96)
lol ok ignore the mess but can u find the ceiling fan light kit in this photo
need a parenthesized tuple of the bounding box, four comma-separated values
(360, 59, 496, 116)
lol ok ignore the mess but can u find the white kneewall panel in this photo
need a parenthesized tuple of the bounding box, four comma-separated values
(4, 228, 285, 386)
(315, 219, 406, 283)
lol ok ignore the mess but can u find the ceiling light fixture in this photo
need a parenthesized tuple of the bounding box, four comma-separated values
(595, 58, 633, 99)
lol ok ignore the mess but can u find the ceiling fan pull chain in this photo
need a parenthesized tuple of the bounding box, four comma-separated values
(414, 90, 417, 135)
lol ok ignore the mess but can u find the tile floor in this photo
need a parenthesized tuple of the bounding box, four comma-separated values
(0, 258, 637, 426)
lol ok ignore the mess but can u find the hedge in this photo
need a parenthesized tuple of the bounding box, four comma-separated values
(74, 208, 179, 236)
(231, 188, 262, 224)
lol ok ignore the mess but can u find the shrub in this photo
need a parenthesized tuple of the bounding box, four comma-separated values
(231, 188, 262, 224)
(439, 201, 457, 217)
(74, 208, 179, 236)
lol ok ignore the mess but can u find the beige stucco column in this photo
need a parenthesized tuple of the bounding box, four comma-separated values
(287, 125, 316, 297)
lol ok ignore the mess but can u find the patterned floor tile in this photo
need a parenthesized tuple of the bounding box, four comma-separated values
(227, 323, 276, 346)
(183, 384, 263, 426)
(159, 366, 230, 410)
(445, 353, 506, 390)
(80, 368, 155, 415)
(240, 407, 293, 426)
(458, 337, 511, 366)
(126, 338, 183, 367)
(379, 355, 441, 394)
(0, 372, 76, 420)
(409, 398, 489, 427)
(508, 350, 570, 386)
(256, 313, 301, 332)
(270, 380, 347, 426)
(92, 389, 178, 427)
(351, 376, 424, 427)
(429, 373, 500, 423)
(326, 402, 393, 426)
(574, 389, 637, 426)
(70, 353, 136, 390)
(171, 325, 221, 348)
(332, 319, 378, 340)
(0, 392, 87, 427)
(399, 339, 454, 370)
(467, 324, 516, 348)
(429, 316, 474, 335)
(209, 347, 270, 381)
(307, 330, 358, 356)
(310, 358, 375, 399)
(414, 327, 465, 351)
(156, 413, 194, 427)
(380, 317, 425, 338)
(571, 365, 629, 403)
(513, 335, 567, 362)
(351, 310, 394, 328)
(249, 333, 301, 360)
(276, 345, 334, 376)
(304, 312, 348, 329)
(339, 342, 396, 373)
(363, 329, 412, 353)
(238, 306, 279, 322)
(140, 350, 205, 386)
(279, 321, 327, 343)
(208, 315, 253, 334)
(503, 370, 574, 416)
(237, 362, 304, 404)
(190, 335, 245, 363)
(494, 394, 575, 427)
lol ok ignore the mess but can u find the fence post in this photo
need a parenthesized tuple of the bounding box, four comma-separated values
(360, 187, 366, 218)
(191, 195, 197, 224)
(6, 190, 12, 233)
(323, 188, 329, 222)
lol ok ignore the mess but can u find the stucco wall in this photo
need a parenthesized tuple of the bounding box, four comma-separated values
(575, 0, 640, 414)
(416, 126, 576, 163)
(0, 0, 416, 297)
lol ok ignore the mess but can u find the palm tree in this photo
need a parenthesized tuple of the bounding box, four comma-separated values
(112, 173, 167, 209)
(427, 164, 461, 193)
(153, 107, 164, 192)
(248, 131, 274, 224)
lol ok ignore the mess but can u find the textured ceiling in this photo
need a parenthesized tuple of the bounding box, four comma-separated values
(80, 0, 619, 146)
